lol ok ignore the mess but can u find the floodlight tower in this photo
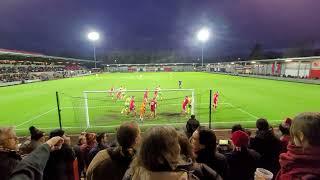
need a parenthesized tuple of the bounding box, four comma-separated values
(197, 28, 210, 67)
(87, 32, 100, 68)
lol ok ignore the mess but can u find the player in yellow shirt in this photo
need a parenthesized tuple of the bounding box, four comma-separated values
(139, 99, 147, 122)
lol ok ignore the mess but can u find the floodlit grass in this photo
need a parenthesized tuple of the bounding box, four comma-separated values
(0, 72, 319, 135)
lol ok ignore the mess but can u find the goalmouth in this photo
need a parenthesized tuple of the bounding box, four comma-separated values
(82, 89, 195, 128)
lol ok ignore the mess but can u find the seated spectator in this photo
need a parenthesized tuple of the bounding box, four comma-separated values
(177, 131, 222, 180)
(231, 124, 244, 133)
(19, 126, 45, 155)
(226, 130, 261, 180)
(73, 134, 87, 178)
(186, 115, 200, 138)
(43, 129, 76, 180)
(0, 127, 21, 180)
(191, 126, 229, 180)
(10, 136, 64, 180)
(86, 121, 140, 180)
(278, 118, 292, 153)
(250, 118, 281, 176)
(123, 126, 199, 180)
(88, 132, 109, 163)
(276, 112, 320, 179)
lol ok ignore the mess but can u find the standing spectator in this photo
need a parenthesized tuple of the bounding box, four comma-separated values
(73, 134, 88, 179)
(191, 126, 229, 180)
(83, 133, 97, 167)
(276, 112, 320, 179)
(43, 129, 76, 180)
(186, 115, 200, 138)
(88, 132, 109, 163)
(278, 118, 292, 153)
(0, 127, 21, 180)
(10, 136, 64, 180)
(86, 121, 141, 180)
(19, 126, 45, 155)
(226, 130, 261, 180)
(123, 126, 198, 180)
(250, 118, 281, 175)
(177, 131, 222, 180)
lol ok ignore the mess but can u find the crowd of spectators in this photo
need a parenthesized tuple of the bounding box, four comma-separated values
(0, 112, 319, 180)
(0, 63, 85, 83)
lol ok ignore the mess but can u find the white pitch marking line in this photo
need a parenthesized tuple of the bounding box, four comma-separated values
(15, 107, 57, 128)
(222, 102, 259, 119)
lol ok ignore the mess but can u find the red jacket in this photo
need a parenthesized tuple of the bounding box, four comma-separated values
(276, 144, 320, 180)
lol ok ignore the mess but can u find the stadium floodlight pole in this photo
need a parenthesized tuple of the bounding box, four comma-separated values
(197, 28, 210, 68)
(87, 31, 100, 68)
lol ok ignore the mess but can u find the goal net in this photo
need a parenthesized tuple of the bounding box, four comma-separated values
(72, 89, 195, 128)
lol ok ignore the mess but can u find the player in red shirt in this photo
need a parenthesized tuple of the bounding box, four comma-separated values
(128, 96, 136, 116)
(150, 97, 157, 118)
(182, 96, 189, 114)
(212, 91, 219, 110)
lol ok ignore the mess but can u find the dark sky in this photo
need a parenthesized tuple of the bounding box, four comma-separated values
(0, 0, 320, 59)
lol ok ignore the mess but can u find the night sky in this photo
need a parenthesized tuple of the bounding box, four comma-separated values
(0, 0, 320, 59)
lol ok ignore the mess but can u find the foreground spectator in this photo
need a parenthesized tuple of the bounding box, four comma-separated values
(10, 136, 64, 180)
(88, 132, 109, 163)
(83, 133, 97, 168)
(276, 112, 320, 179)
(123, 126, 199, 180)
(191, 126, 229, 180)
(250, 118, 281, 175)
(186, 115, 200, 138)
(226, 130, 261, 180)
(231, 124, 244, 133)
(0, 127, 21, 180)
(278, 118, 292, 153)
(87, 121, 140, 180)
(19, 126, 45, 155)
(177, 131, 222, 180)
(43, 129, 76, 180)
(74, 134, 87, 178)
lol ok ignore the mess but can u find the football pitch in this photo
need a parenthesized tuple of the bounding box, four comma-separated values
(0, 72, 319, 135)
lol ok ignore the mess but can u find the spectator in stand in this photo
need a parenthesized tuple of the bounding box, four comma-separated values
(88, 132, 109, 163)
(10, 136, 64, 180)
(226, 130, 261, 180)
(123, 126, 199, 180)
(19, 126, 45, 155)
(83, 133, 97, 167)
(186, 114, 200, 138)
(0, 127, 21, 180)
(74, 134, 88, 178)
(43, 129, 76, 180)
(278, 118, 292, 153)
(276, 112, 320, 179)
(191, 126, 229, 180)
(177, 131, 222, 180)
(231, 124, 244, 133)
(249, 118, 281, 176)
(86, 121, 141, 180)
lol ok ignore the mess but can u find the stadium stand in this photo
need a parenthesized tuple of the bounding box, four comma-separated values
(0, 112, 319, 180)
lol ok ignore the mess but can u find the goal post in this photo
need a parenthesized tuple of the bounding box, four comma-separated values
(82, 89, 195, 128)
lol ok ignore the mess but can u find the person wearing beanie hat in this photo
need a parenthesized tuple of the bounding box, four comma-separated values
(279, 118, 292, 153)
(43, 129, 75, 180)
(19, 126, 46, 155)
(226, 130, 261, 180)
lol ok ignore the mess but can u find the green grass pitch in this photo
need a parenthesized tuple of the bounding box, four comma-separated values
(0, 72, 319, 135)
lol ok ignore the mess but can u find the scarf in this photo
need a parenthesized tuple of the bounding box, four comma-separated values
(276, 144, 320, 180)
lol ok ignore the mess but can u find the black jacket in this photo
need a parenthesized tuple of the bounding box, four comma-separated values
(10, 144, 51, 180)
(226, 148, 261, 180)
(250, 130, 281, 175)
(43, 144, 76, 180)
(177, 159, 223, 180)
(186, 118, 200, 138)
(0, 149, 21, 180)
(196, 149, 229, 180)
